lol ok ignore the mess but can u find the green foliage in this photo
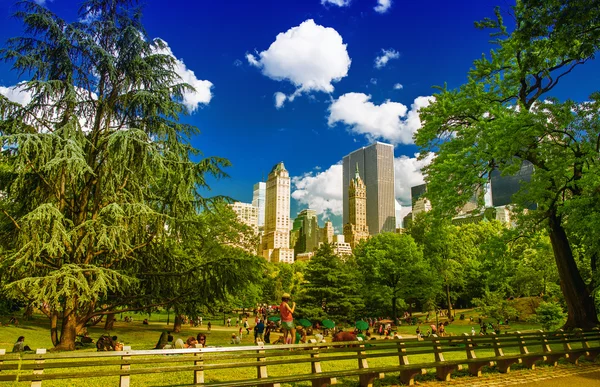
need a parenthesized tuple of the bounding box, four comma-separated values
(297, 244, 364, 324)
(473, 291, 518, 323)
(414, 0, 600, 328)
(0, 0, 261, 348)
(535, 301, 567, 331)
(354, 232, 437, 319)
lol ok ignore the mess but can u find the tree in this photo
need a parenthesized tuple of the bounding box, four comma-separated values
(297, 244, 364, 324)
(354, 233, 437, 320)
(415, 0, 600, 328)
(0, 0, 260, 349)
(535, 301, 567, 331)
(408, 216, 464, 317)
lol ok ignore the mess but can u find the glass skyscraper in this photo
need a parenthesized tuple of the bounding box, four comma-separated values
(342, 142, 396, 234)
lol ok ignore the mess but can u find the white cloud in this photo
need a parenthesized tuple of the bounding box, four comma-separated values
(321, 0, 351, 6)
(291, 163, 343, 217)
(327, 93, 433, 145)
(395, 199, 412, 227)
(374, 48, 399, 69)
(274, 92, 287, 109)
(246, 19, 351, 106)
(374, 0, 392, 14)
(153, 39, 213, 112)
(394, 153, 434, 206)
(370, 78, 378, 85)
(0, 84, 32, 105)
(33, 0, 51, 5)
(393, 83, 403, 90)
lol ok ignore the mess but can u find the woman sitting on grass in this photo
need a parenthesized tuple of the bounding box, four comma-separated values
(12, 336, 31, 352)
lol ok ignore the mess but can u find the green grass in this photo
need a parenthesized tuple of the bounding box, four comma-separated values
(0, 310, 551, 386)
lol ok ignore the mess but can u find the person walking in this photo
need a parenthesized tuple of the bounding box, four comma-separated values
(279, 293, 296, 344)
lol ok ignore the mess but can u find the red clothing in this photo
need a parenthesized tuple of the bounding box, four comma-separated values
(279, 301, 293, 322)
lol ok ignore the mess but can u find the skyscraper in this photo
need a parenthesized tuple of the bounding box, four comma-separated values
(320, 221, 334, 244)
(252, 182, 266, 228)
(292, 209, 319, 255)
(261, 162, 294, 263)
(230, 201, 259, 233)
(343, 142, 396, 234)
(343, 164, 369, 248)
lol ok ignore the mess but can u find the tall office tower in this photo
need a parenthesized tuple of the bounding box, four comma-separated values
(343, 165, 370, 248)
(292, 209, 319, 255)
(252, 182, 266, 228)
(230, 202, 259, 233)
(320, 221, 334, 244)
(261, 162, 294, 263)
(490, 161, 535, 208)
(343, 142, 396, 234)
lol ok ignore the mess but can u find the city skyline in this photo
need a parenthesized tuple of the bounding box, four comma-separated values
(1, 1, 598, 233)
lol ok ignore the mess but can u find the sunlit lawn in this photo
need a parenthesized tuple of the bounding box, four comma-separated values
(0, 310, 553, 386)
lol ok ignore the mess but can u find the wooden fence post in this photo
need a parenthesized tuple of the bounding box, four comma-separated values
(308, 339, 333, 387)
(120, 346, 131, 387)
(396, 336, 424, 386)
(194, 345, 204, 384)
(31, 348, 46, 387)
(356, 337, 381, 387)
(432, 335, 460, 382)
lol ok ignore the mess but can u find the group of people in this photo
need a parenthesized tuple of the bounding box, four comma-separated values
(154, 331, 207, 349)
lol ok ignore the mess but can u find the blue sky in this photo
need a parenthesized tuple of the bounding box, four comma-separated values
(1, 0, 599, 231)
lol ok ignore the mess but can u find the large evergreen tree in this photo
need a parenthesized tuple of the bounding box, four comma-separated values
(0, 0, 260, 349)
(415, 0, 600, 328)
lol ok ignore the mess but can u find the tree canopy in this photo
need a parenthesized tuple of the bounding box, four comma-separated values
(0, 0, 261, 349)
(415, 0, 600, 328)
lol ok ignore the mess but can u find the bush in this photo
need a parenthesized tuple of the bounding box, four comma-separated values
(535, 301, 566, 331)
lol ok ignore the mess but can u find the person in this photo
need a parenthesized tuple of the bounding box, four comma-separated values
(227, 317, 231, 327)
(264, 322, 272, 344)
(207, 321, 212, 331)
(143, 318, 149, 325)
(415, 325, 422, 339)
(255, 319, 265, 343)
(185, 337, 198, 348)
(471, 326, 476, 336)
(196, 333, 207, 347)
(231, 333, 241, 345)
(279, 293, 296, 345)
(295, 327, 307, 344)
(199, 316, 203, 326)
(155, 331, 170, 349)
(236, 317, 239, 327)
(12, 336, 31, 352)
(244, 318, 250, 335)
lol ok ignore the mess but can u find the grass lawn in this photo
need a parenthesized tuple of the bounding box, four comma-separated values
(0, 309, 550, 386)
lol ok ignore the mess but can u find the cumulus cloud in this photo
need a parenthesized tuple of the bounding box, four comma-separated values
(153, 39, 213, 112)
(246, 19, 351, 106)
(374, 48, 399, 69)
(393, 83, 403, 90)
(33, 0, 51, 5)
(274, 92, 287, 109)
(0, 84, 33, 105)
(291, 163, 343, 217)
(394, 153, 434, 206)
(374, 0, 392, 13)
(322, 0, 351, 6)
(327, 93, 433, 145)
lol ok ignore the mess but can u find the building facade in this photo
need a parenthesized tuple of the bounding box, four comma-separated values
(230, 201, 259, 233)
(292, 209, 319, 256)
(343, 142, 396, 234)
(320, 221, 334, 244)
(343, 165, 370, 248)
(261, 162, 294, 263)
(252, 182, 266, 228)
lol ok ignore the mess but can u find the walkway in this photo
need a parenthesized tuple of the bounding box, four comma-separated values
(416, 362, 600, 387)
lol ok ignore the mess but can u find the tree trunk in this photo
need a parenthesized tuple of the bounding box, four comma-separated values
(104, 313, 115, 331)
(548, 212, 599, 329)
(50, 311, 59, 347)
(173, 314, 183, 333)
(445, 283, 452, 319)
(55, 312, 78, 350)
